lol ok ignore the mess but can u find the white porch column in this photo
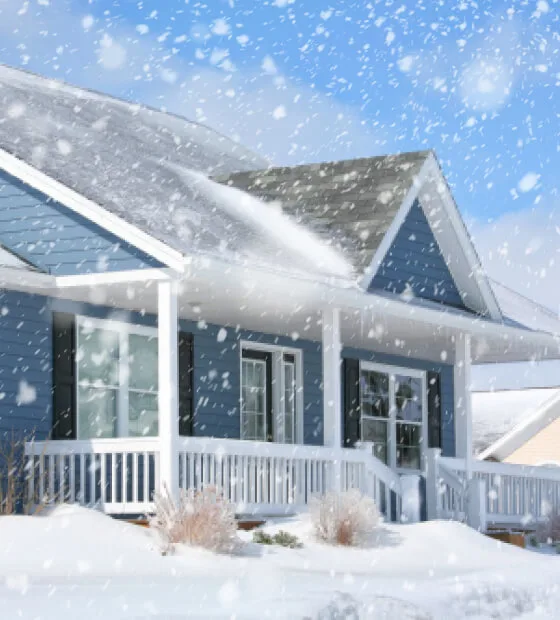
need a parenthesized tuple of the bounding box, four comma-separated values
(454, 332, 473, 474)
(158, 280, 179, 500)
(322, 307, 343, 491)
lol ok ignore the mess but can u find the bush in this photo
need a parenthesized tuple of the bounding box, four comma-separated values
(149, 486, 239, 554)
(252, 529, 302, 548)
(310, 489, 380, 546)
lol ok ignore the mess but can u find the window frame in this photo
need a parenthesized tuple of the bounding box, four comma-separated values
(75, 315, 158, 439)
(240, 341, 304, 444)
(359, 361, 428, 474)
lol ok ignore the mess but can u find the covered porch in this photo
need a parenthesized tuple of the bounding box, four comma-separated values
(11, 257, 560, 524)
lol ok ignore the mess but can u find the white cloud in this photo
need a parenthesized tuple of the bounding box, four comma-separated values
(459, 58, 513, 111)
(81, 15, 94, 30)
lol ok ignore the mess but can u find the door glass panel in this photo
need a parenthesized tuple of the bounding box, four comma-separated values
(361, 417, 388, 464)
(360, 370, 389, 418)
(396, 423, 422, 469)
(241, 358, 267, 441)
(394, 375, 422, 422)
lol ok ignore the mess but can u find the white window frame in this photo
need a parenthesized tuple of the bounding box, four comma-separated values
(359, 361, 428, 474)
(240, 341, 304, 444)
(75, 315, 158, 439)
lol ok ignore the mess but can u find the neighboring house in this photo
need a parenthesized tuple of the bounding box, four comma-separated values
(0, 65, 559, 529)
(473, 387, 560, 465)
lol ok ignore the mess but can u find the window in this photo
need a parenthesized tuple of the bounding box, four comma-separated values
(360, 363, 426, 471)
(76, 317, 158, 439)
(241, 345, 301, 443)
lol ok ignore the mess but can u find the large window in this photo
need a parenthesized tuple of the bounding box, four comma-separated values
(240, 345, 301, 443)
(76, 317, 158, 439)
(360, 363, 426, 471)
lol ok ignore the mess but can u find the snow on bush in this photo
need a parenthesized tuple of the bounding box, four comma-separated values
(149, 486, 239, 554)
(310, 489, 380, 546)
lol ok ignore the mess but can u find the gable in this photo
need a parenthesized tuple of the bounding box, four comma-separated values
(0, 169, 163, 275)
(368, 199, 466, 309)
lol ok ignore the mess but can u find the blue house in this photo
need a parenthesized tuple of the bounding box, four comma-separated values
(1, 65, 559, 528)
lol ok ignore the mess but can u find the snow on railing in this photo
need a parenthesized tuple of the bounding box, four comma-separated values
(427, 448, 560, 530)
(25, 437, 403, 519)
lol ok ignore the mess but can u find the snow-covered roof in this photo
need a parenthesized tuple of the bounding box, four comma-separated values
(472, 387, 560, 458)
(216, 152, 429, 276)
(490, 279, 560, 336)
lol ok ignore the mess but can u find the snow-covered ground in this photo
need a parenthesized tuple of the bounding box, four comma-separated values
(0, 506, 559, 619)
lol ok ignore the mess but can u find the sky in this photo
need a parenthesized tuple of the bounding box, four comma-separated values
(1, 0, 559, 387)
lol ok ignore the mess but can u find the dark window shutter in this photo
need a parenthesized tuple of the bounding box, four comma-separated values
(427, 371, 442, 449)
(343, 358, 360, 447)
(178, 332, 194, 436)
(52, 312, 76, 439)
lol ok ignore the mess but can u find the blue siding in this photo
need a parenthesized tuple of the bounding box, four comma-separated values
(0, 170, 162, 274)
(370, 200, 466, 310)
(0, 295, 454, 458)
(341, 347, 455, 457)
(0, 290, 51, 439)
(49, 300, 325, 446)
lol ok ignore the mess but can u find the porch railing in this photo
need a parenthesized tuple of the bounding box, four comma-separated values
(427, 448, 560, 530)
(24, 437, 402, 520)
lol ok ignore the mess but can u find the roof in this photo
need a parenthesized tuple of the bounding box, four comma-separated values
(0, 244, 37, 271)
(472, 387, 560, 458)
(490, 280, 560, 336)
(215, 152, 430, 276)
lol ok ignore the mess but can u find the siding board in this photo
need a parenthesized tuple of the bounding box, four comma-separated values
(0, 170, 162, 274)
(369, 200, 466, 310)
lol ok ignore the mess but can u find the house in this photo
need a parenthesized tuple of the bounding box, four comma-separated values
(1, 65, 560, 529)
(473, 387, 560, 465)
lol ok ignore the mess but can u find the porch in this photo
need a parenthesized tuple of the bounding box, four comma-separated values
(24, 436, 403, 520)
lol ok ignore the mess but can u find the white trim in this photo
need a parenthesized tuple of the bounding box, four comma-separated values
(55, 268, 174, 288)
(421, 154, 501, 320)
(359, 156, 432, 289)
(359, 360, 427, 474)
(0, 148, 185, 272)
(0, 265, 53, 289)
(240, 340, 304, 445)
(77, 314, 157, 339)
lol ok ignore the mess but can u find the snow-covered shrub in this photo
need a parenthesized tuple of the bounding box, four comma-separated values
(310, 489, 380, 546)
(149, 486, 238, 554)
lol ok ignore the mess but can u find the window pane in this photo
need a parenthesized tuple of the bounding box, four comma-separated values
(396, 423, 422, 470)
(129, 334, 158, 391)
(129, 392, 158, 437)
(361, 418, 388, 465)
(241, 359, 267, 441)
(395, 376, 422, 422)
(77, 387, 117, 439)
(360, 370, 389, 418)
(78, 327, 119, 387)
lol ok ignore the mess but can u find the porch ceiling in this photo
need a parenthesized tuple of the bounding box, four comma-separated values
(34, 262, 560, 366)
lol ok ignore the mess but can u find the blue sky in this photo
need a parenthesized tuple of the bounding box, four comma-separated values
(1, 0, 559, 313)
